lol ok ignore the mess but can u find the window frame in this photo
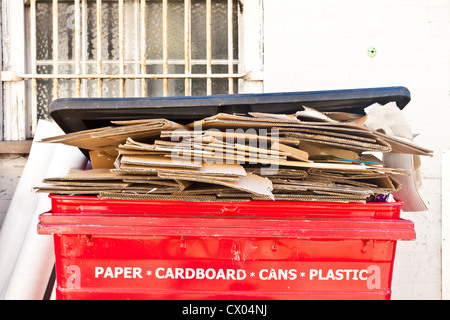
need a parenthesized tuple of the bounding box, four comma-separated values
(0, 0, 264, 145)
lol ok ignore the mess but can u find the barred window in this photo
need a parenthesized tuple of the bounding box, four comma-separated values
(32, 0, 241, 120)
(2, 0, 264, 141)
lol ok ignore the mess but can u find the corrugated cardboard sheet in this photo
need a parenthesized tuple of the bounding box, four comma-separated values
(36, 103, 432, 210)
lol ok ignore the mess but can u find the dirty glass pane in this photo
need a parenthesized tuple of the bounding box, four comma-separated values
(36, 3, 52, 61)
(36, 65, 53, 120)
(191, 0, 238, 60)
(145, 64, 185, 96)
(34, 0, 239, 120)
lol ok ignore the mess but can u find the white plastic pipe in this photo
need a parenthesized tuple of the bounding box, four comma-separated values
(3, 142, 87, 300)
(0, 120, 86, 299)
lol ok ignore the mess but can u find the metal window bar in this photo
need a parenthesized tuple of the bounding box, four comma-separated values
(97, 0, 103, 97)
(52, 0, 59, 99)
(162, 0, 168, 96)
(206, 0, 212, 95)
(227, 0, 233, 94)
(82, 0, 88, 97)
(140, 0, 147, 97)
(30, 0, 38, 134)
(17, 0, 243, 135)
(118, 0, 125, 97)
(74, 0, 81, 96)
(184, 0, 191, 96)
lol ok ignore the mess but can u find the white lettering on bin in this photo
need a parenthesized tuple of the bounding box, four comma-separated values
(308, 265, 381, 289)
(94, 266, 143, 279)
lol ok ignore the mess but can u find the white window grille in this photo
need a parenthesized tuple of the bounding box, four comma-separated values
(1, 0, 264, 142)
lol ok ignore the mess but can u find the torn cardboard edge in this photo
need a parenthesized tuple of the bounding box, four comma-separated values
(120, 137, 295, 164)
(96, 191, 367, 203)
(116, 158, 247, 177)
(123, 155, 369, 171)
(43, 168, 121, 181)
(97, 192, 251, 202)
(39, 119, 188, 151)
(156, 172, 274, 200)
(277, 126, 379, 143)
(272, 194, 368, 203)
(281, 132, 391, 153)
(246, 168, 309, 179)
(372, 130, 433, 156)
(120, 154, 203, 169)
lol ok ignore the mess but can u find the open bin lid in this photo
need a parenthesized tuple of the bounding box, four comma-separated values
(49, 86, 411, 134)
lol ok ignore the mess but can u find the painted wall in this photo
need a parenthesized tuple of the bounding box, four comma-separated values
(263, 0, 450, 299)
(0, 155, 27, 227)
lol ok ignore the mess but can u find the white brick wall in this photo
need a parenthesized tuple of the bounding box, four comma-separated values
(263, 0, 450, 299)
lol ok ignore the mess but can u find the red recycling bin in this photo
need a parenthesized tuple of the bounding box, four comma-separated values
(38, 195, 415, 300)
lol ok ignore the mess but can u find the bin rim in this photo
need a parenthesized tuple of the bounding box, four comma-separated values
(40, 194, 414, 241)
(38, 209, 416, 241)
(47, 194, 404, 219)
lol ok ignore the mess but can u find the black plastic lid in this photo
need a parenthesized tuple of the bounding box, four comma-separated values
(49, 86, 410, 134)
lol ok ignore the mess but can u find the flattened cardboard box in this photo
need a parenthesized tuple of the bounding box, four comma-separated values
(37, 104, 433, 207)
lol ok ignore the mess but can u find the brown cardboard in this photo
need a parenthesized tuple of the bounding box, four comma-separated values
(121, 177, 185, 188)
(37, 106, 432, 205)
(203, 113, 301, 123)
(157, 173, 240, 183)
(89, 150, 117, 169)
(117, 159, 246, 176)
(270, 141, 309, 161)
(42, 180, 131, 187)
(39, 127, 109, 144)
(281, 131, 391, 153)
(247, 112, 299, 121)
(175, 183, 232, 195)
(298, 141, 360, 161)
(120, 154, 203, 169)
(246, 168, 308, 179)
(323, 112, 366, 124)
(272, 181, 374, 197)
(277, 126, 379, 143)
(40, 119, 187, 152)
(372, 130, 433, 156)
(198, 140, 290, 162)
(98, 192, 250, 202)
(295, 106, 339, 123)
(43, 168, 125, 181)
(199, 130, 300, 146)
(156, 172, 274, 200)
(272, 194, 367, 202)
(121, 137, 291, 164)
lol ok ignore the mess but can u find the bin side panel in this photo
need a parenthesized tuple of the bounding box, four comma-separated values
(53, 235, 397, 300)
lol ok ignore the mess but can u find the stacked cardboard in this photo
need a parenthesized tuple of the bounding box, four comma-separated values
(36, 103, 432, 206)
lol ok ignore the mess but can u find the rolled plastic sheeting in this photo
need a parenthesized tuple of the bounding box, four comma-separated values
(3, 142, 87, 300)
(0, 120, 86, 299)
